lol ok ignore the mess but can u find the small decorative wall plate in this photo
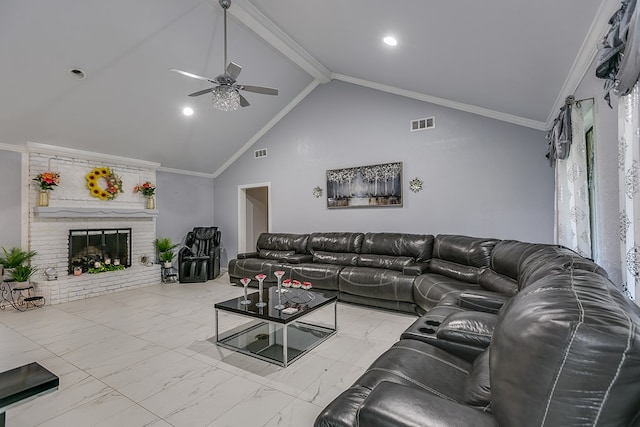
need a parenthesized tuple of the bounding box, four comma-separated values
(409, 177, 423, 193)
(312, 186, 323, 198)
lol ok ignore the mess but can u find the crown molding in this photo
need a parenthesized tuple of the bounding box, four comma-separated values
(0, 143, 26, 153)
(333, 74, 547, 130)
(226, 0, 331, 83)
(25, 142, 161, 169)
(157, 166, 214, 179)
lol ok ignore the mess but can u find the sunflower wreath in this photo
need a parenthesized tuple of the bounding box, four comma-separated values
(86, 167, 124, 200)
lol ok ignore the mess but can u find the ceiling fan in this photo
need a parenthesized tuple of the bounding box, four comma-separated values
(170, 0, 278, 111)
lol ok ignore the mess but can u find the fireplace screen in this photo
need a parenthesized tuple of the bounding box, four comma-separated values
(68, 228, 131, 274)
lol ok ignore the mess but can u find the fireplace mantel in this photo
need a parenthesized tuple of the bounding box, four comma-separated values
(34, 207, 158, 218)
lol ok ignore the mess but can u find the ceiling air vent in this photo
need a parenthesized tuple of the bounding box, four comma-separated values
(410, 117, 435, 132)
(254, 148, 267, 159)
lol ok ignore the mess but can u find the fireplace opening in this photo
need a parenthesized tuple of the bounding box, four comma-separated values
(68, 228, 132, 274)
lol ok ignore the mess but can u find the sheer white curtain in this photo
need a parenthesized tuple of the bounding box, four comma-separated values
(554, 104, 592, 258)
(619, 83, 640, 301)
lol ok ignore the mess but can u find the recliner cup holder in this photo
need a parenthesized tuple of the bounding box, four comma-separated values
(425, 320, 441, 326)
(418, 327, 436, 334)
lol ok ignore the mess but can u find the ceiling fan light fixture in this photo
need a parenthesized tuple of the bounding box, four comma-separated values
(383, 36, 398, 46)
(212, 85, 240, 111)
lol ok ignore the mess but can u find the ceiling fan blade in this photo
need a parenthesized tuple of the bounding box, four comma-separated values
(188, 88, 214, 97)
(170, 68, 216, 83)
(239, 85, 279, 96)
(239, 93, 250, 107)
(226, 62, 242, 81)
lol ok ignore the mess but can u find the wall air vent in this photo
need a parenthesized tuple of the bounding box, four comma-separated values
(410, 117, 435, 132)
(254, 148, 267, 159)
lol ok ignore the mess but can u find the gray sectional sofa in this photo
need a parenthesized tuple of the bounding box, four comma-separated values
(228, 231, 640, 426)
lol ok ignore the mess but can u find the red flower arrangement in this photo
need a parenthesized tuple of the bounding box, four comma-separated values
(133, 181, 156, 197)
(33, 171, 60, 190)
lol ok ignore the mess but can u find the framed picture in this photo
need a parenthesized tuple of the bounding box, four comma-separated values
(327, 162, 403, 209)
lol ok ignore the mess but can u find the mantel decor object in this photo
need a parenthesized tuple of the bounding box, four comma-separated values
(33, 171, 60, 207)
(37, 190, 49, 207)
(134, 181, 156, 209)
(86, 167, 123, 201)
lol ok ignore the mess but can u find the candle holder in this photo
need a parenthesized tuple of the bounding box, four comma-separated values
(274, 270, 285, 310)
(255, 274, 267, 307)
(239, 278, 251, 305)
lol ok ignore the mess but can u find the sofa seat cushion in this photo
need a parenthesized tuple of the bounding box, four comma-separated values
(429, 259, 482, 283)
(258, 249, 295, 260)
(339, 293, 417, 314)
(313, 251, 358, 266)
(361, 232, 434, 262)
(356, 254, 415, 272)
(432, 235, 499, 268)
(315, 339, 472, 427)
(413, 274, 481, 312)
(290, 263, 342, 291)
(339, 267, 416, 303)
(228, 258, 288, 284)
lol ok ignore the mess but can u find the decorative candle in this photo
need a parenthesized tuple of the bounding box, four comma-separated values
(113, 259, 120, 266)
(73, 267, 82, 276)
(94, 261, 101, 268)
(105, 258, 111, 265)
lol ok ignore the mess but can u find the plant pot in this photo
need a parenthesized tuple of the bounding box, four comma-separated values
(145, 196, 155, 209)
(38, 190, 49, 207)
(163, 261, 172, 269)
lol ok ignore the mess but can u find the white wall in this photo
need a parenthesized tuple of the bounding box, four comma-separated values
(574, 58, 623, 286)
(156, 171, 215, 247)
(214, 81, 553, 259)
(0, 149, 23, 249)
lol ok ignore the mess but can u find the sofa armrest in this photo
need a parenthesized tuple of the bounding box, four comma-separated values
(436, 311, 497, 349)
(402, 261, 430, 276)
(283, 254, 313, 264)
(358, 382, 497, 427)
(458, 291, 510, 313)
(236, 252, 259, 259)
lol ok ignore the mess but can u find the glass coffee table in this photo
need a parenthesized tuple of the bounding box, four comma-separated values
(214, 287, 337, 367)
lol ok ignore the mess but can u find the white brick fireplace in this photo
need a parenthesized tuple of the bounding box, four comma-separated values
(27, 144, 162, 305)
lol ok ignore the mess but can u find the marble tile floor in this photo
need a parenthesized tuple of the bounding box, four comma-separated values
(0, 273, 416, 427)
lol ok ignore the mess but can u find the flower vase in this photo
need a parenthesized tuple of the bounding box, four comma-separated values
(256, 274, 267, 307)
(239, 278, 251, 305)
(274, 271, 285, 310)
(37, 189, 49, 207)
(145, 196, 155, 209)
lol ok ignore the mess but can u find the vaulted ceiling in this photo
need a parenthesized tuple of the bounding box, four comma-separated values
(0, 0, 616, 175)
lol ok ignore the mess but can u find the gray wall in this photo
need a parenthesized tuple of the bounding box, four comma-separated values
(0, 149, 22, 249)
(214, 80, 553, 259)
(156, 171, 215, 248)
(574, 58, 622, 286)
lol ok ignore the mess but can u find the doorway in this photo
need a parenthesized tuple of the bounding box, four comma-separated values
(238, 183, 271, 254)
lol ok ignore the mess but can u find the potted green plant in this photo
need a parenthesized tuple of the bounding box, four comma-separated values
(154, 237, 178, 268)
(0, 247, 37, 268)
(159, 250, 175, 268)
(10, 264, 38, 285)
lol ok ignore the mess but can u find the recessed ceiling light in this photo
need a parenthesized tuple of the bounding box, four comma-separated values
(68, 68, 86, 80)
(182, 107, 194, 116)
(383, 36, 397, 46)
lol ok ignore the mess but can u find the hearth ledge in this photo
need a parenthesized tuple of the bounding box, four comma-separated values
(34, 207, 158, 218)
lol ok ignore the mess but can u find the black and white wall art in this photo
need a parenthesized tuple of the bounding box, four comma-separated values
(326, 162, 402, 208)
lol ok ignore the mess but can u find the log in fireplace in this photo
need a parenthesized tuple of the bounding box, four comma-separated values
(68, 228, 131, 274)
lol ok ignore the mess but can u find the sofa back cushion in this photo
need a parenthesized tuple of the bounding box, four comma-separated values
(361, 233, 434, 262)
(256, 233, 309, 254)
(356, 254, 415, 272)
(489, 240, 551, 280)
(432, 235, 499, 268)
(308, 232, 364, 254)
(491, 270, 640, 426)
(518, 246, 608, 290)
